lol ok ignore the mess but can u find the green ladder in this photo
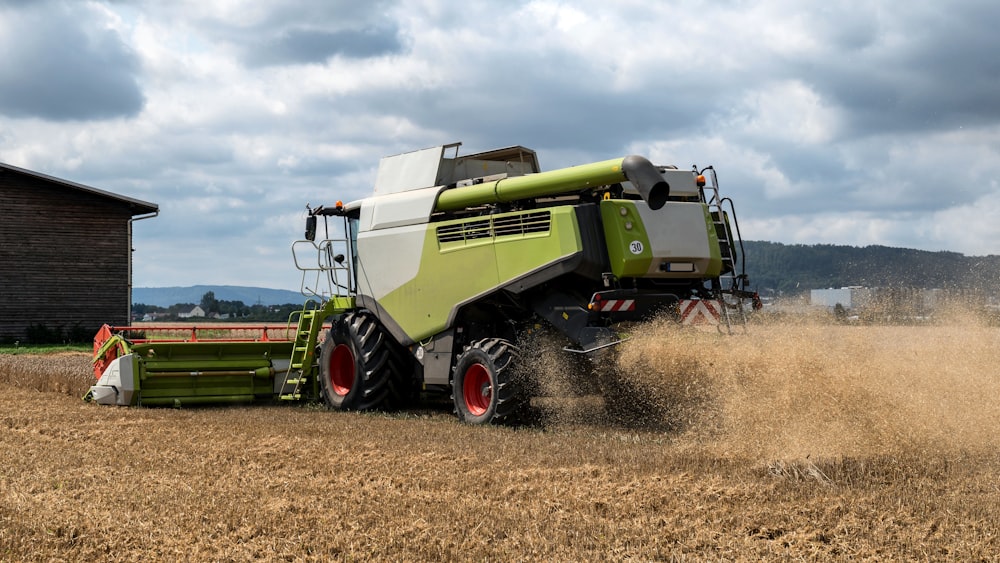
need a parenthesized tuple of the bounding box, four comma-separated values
(279, 309, 323, 400)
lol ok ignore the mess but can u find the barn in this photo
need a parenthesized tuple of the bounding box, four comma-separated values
(0, 162, 158, 343)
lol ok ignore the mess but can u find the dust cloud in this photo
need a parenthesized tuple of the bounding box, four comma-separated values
(522, 315, 1000, 461)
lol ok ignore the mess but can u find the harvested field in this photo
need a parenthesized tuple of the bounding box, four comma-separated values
(2, 322, 999, 560)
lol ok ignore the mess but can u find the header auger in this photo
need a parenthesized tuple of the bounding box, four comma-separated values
(89, 142, 756, 424)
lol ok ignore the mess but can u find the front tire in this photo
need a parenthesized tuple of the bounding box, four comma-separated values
(452, 338, 521, 424)
(318, 312, 407, 411)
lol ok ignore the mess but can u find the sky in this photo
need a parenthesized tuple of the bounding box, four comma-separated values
(2, 0, 1000, 291)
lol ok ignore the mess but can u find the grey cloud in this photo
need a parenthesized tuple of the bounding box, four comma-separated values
(317, 53, 711, 161)
(245, 25, 403, 66)
(783, 2, 1000, 137)
(0, 3, 144, 120)
(223, 0, 400, 30)
(137, 0, 406, 66)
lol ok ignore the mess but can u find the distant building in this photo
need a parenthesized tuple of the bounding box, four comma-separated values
(179, 306, 206, 319)
(810, 287, 873, 310)
(0, 162, 157, 342)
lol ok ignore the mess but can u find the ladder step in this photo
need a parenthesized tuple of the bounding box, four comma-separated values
(284, 378, 306, 385)
(279, 393, 302, 400)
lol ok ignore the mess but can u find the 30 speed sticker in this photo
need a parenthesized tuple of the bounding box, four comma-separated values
(629, 240, 644, 254)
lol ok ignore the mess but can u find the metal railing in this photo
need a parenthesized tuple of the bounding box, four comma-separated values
(103, 324, 295, 343)
(292, 237, 354, 300)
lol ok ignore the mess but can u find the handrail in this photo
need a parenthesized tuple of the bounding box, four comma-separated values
(104, 324, 321, 343)
(292, 237, 355, 300)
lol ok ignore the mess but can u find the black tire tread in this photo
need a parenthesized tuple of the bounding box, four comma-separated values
(320, 311, 410, 411)
(453, 338, 521, 424)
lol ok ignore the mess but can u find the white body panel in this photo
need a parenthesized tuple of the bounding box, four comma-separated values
(374, 146, 448, 195)
(355, 222, 427, 300)
(360, 186, 443, 231)
(89, 354, 139, 406)
(623, 168, 699, 198)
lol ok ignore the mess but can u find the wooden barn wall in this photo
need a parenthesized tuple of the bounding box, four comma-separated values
(0, 170, 135, 342)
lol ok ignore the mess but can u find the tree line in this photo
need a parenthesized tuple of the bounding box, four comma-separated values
(740, 241, 1000, 296)
(132, 291, 308, 322)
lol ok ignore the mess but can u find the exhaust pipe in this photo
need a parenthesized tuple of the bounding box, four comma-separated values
(621, 155, 669, 210)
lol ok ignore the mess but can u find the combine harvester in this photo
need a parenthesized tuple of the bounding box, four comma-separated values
(88, 143, 757, 423)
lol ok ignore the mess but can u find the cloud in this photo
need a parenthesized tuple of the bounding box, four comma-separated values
(244, 26, 403, 66)
(0, 1, 144, 120)
(769, 2, 1000, 137)
(3, 0, 1000, 290)
(130, 0, 405, 66)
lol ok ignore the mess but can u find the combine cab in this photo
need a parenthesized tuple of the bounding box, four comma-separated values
(88, 142, 756, 423)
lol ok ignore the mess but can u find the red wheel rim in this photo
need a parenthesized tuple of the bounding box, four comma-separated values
(328, 344, 355, 396)
(463, 363, 492, 416)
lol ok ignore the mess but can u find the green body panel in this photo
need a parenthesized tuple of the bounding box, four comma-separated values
(494, 211, 582, 282)
(125, 354, 141, 406)
(322, 295, 357, 316)
(377, 206, 584, 342)
(600, 200, 653, 277)
(131, 341, 294, 405)
(435, 158, 628, 212)
(132, 342, 294, 369)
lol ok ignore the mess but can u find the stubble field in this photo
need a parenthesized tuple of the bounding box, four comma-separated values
(1, 319, 999, 561)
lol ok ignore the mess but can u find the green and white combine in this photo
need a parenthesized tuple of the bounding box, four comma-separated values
(88, 143, 756, 423)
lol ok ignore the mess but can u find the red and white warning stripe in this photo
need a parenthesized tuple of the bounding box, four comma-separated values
(589, 294, 636, 312)
(679, 299, 721, 325)
(596, 298, 635, 312)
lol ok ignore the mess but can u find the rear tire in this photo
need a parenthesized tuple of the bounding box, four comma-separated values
(318, 312, 408, 411)
(452, 338, 521, 424)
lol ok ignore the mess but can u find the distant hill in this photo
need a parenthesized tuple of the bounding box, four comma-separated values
(133, 286, 305, 307)
(742, 241, 1000, 295)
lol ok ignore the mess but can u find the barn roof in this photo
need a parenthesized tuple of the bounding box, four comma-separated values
(0, 161, 158, 216)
